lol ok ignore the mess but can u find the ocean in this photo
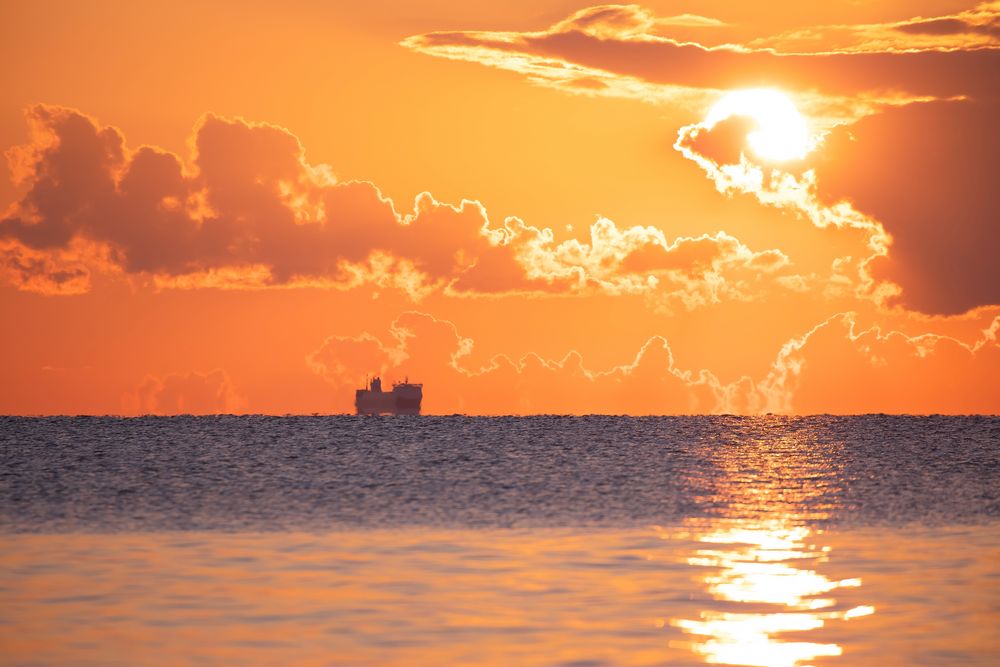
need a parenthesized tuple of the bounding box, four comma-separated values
(1, 415, 998, 665)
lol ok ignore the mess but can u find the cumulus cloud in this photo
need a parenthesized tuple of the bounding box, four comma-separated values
(0, 106, 505, 298)
(121, 369, 246, 415)
(675, 99, 1000, 314)
(308, 311, 744, 415)
(0, 105, 795, 310)
(404, 4, 1000, 316)
(454, 219, 796, 311)
(310, 310, 1000, 415)
(760, 313, 1000, 414)
(673, 114, 890, 304)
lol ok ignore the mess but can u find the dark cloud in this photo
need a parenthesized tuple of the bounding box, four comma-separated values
(0, 242, 91, 294)
(406, 5, 1000, 315)
(406, 6, 1000, 103)
(812, 100, 1000, 314)
(895, 16, 1000, 39)
(676, 98, 1000, 314)
(532, 32, 1000, 100)
(0, 106, 512, 294)
(1, 106, 791, 302)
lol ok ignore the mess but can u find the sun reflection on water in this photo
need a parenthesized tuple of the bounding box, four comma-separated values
(671, 425, 875, 667)
(672, 520, 874, 667)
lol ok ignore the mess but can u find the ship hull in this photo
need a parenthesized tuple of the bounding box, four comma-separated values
(355, 384, 422, 415)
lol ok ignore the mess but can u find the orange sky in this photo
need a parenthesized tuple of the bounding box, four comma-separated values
(1, 0, 998, 414)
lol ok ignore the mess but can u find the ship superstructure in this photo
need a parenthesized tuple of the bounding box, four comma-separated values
(355, 376, 423, 415)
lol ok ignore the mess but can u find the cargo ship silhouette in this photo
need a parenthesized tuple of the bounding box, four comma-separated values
(355, 376, 423, 415)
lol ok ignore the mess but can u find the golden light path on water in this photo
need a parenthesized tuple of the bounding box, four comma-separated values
(669, 425, 875, 667)
(11, 417, 1000, 666)
(670, 520, 874, 667)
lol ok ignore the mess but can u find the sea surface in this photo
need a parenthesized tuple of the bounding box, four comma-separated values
(1, 415, 998, 666)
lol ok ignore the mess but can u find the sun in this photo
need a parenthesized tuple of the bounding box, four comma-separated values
(705, 89, 810, 162)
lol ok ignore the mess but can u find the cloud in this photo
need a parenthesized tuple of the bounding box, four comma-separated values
(676, 98, 1000, 315)
(306, 331, 410, 392)
(453, 218, 796, 311)
(309, 310, 1000, 415)
(810, 100, 1000, 314)
(759, 313, 1000, 414)
(0, 105, 795, 310)
(405, 5, 1000, 316)
(402, 4, 1000, 114)
(400, 6, 721, 108)
(674, 113, 892, 308)
(0, 105, 507, 299)
(550, 4, 660, 39)
(121, 369, 246, 415)
(750, 2, 1000, 53)
(0, 240, 92, 295)
(308, 311, 740, 415)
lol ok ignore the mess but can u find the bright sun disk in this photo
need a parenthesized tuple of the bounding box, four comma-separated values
(706, 89, 809, 162)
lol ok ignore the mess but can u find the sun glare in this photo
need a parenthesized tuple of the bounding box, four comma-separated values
(706, 89, 810, 162)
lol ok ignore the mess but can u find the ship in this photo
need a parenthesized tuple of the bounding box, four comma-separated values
(355, 376, 423, 415)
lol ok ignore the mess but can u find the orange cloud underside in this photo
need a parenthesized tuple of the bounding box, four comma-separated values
(0, 1, 997, 415)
